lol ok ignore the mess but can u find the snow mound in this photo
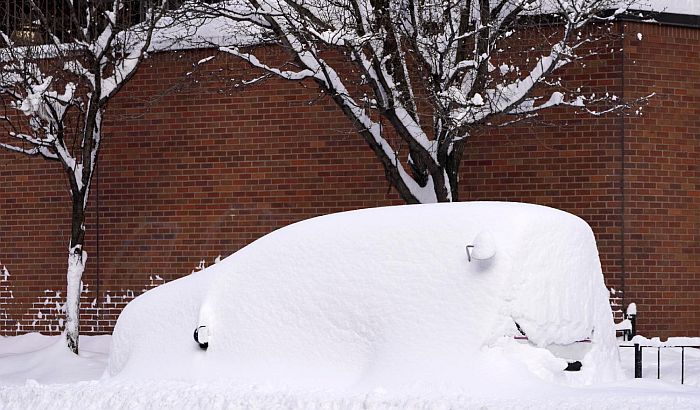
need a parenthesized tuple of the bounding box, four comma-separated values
(0, 333, 109, 385)
(107, 202, 620, 393)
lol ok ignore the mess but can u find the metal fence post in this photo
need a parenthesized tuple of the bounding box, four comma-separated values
(682, 347, 685, 385)
(628, 313, 637, 341)
(634, 343, 643, 378)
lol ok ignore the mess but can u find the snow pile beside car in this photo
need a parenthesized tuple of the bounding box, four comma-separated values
(0, 333, 109, 385)
(107, 202, 620, 394)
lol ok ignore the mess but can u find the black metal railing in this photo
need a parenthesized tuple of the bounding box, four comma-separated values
(0, 0, 184, 46)
(619, 311, 637, 342)
(619, 343, 696, 384)
(1, 0, 72, 45)
(617, 309, 699, 384)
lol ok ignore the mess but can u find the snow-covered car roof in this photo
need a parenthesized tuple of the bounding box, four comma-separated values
(107, 202, 620, 393)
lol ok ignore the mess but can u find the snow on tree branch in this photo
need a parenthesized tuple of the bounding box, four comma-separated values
(191, 0, 641, 203)
(0, 0, 174, 355)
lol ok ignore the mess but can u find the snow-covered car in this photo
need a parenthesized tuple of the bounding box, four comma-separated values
(106, 202, 621, 393)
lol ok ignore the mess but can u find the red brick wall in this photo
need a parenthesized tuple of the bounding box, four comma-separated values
(1, 21, 698, 338)
(622, 22, 700, 336)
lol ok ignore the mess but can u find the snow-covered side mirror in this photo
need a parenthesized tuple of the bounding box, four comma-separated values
(194, 325, 209, 350)
(466, 231, 497, 262)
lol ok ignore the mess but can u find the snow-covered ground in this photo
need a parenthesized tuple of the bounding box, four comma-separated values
(0, 333, 109, 386)
(0, 333, 700, 409)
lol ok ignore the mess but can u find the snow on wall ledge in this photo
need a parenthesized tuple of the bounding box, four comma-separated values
(107, 202, 621, 394)
(641, 0, 700, 16)
(0, 268, 168, 335)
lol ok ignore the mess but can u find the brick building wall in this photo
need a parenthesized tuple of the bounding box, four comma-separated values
(621, 22, 700, 336)
(0, 19, 698, 338)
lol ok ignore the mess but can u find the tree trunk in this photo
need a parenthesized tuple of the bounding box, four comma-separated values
(446, 140, 466, 203)
(65, 194, 87, 354)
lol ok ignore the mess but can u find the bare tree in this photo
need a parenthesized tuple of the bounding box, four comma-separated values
(0, 0, 171, 354)
(191, 0, 638, 203)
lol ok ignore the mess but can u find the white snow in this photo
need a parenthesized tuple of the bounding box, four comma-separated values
(538, 1, 700, 16)
(468, 230, 497, 260)
(627, 336, 700, 348)
(615, 319, 632, 331)
(150, 16, 265, 52)
(196, 56, 215, 65)
(0, 333, 109, 385)
(64, 249, 87, 350)
(641, 0, 700, 15)
(146, 0, 700, 56)
(108, 202, 619, 393)
(2, 333, 700, 408)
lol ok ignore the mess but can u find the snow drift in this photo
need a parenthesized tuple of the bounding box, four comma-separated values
(107, 202, 620, 394)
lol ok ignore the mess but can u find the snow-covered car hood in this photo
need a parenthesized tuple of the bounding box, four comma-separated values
(107, 202, 620, 393)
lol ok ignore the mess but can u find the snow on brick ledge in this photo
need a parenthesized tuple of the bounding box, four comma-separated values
(0, 271, 167, 335)
(108, 202, 621, 394)
(642, 0, 700, 16)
